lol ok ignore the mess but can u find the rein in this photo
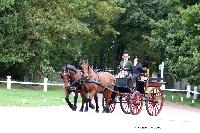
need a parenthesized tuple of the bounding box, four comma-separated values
(82, 67, 116, 93)
(63, 67, 82, 90)
(88, 67, 100, 82)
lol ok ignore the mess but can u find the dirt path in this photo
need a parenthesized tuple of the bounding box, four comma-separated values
(0, 101, 199, 133)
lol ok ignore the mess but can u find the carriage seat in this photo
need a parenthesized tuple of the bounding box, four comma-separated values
(116, 77, 135, 92)
(116, 78, 129, 88)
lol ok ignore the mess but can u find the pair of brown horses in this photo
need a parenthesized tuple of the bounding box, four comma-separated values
(61, 65, 95, 112)
(61, 61, 116, 113)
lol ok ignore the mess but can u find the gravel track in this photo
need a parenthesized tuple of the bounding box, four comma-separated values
(0, 99, 199, 133)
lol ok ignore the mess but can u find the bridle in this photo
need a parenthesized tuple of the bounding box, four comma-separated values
(81, 64, 101, 83)
(62, 66, 80, 87)
(80, 63, 93, 79)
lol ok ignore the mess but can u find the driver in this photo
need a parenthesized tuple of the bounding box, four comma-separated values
(116, 54, 132, 78)
(119, 53, 132, 72)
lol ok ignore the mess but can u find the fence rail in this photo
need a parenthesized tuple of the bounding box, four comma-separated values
(0, 76, 199, 100)
(162, 85, 200, 100)
(0, 76, 64, 92)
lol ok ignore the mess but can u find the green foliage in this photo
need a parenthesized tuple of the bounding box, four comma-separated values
(110, 0, 170, 71)
(0, 0, 123, 80)
(0, 0, 15, 12)
(149, 2, 200, 85)
(2, 0, 200, 86)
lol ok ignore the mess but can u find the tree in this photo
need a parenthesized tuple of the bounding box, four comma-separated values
(149, 1, 200, 85)
(0, 0, 124, 80)
(110, 0, 170, 71)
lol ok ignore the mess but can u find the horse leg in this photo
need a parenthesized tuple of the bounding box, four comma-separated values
(94, 93, 99, 113)
(84, 89, 97, 112)
(88, 89, 98, 111)
(80, 91, 88, 112)
(64, 88, 74, 110)
(79, 97, 84, 112)
(79, 92, 85, 112)
(73, 91, 79, 111)
(85, 91, 95, 110)
(89, 100, 95, 110)
(84, 96, 89, 112)
(102, 91, 112, 113)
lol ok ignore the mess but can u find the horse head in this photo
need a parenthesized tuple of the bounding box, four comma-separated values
(61, 65, 80, 88)
(80, 59, 90, 78)
(60, 65, 71, 88)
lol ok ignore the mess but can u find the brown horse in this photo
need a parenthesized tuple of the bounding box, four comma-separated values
(80, 60, 116, 113)
(60, 65, 95, 112)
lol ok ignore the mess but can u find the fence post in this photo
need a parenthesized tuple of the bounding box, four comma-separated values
(159, 62, 165, 90)
(43, 78, 48, 92)
(186, 85, 191, 98)
(7, 76, 11, 89)
(193, 86, 198, 100)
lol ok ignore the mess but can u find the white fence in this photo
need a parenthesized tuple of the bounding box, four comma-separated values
(0, 76, 199, 100)
(0, 76, 64, 92)
(162, 85, 200, 100)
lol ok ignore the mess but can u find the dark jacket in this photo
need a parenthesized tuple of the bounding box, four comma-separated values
(131, 63, 144, 79)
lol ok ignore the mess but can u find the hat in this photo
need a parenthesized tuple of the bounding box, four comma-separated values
(122, 54, 130, 58)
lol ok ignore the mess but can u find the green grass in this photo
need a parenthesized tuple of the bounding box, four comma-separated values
(1, 83, 199, 108)
(164, 90, 200, 108)
(0, 84, 81, 106)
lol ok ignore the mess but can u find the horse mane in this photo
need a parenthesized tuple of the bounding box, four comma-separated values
(89, 66, 95, 75)
(65, 64, 78, 73)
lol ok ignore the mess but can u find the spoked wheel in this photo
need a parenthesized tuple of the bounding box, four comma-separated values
(130, 91, 143, 115)
(145, 87, 164, 116)
(102, 97, 116, 113)
(120, 93, 131, 114)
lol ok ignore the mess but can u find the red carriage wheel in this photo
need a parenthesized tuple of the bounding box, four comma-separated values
(145, 87, 164, 116)
(102, 97, 116, 113)
(108, 99, 116, 113)
(119, 93, 131, 114)
(130, 91, 143, 115)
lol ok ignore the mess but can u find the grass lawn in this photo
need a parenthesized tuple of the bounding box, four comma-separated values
(0, 84, 81, 106)
(164, 90, 200, 108)
(1, 83, 200, 108)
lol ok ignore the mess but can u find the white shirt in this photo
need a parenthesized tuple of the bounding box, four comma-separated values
(122, 60, 127, 68)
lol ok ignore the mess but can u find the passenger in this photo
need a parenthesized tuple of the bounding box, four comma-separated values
(130, 56, 145, 94)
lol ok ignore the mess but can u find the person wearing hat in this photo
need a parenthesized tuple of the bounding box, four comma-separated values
(119, 54, 132, 72)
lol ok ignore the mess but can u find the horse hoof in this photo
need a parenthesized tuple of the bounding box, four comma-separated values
(102, 108, 109, 113)
(84, 109, 88, 112)
(95, 110, 99, 113)
(79, 109, 83, 112)
(89, 104, 95, 109)
(69, 104, 74, 110)
(72, 106, 77, 111)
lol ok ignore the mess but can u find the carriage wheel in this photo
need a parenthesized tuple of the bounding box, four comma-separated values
(130, 91, 143, 115)
(119, 93, 131, 114)
(102, 97, 116, 113)
(145, 87, 164, 116)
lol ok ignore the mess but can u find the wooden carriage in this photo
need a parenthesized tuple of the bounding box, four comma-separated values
(104, 68, 164, 116)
